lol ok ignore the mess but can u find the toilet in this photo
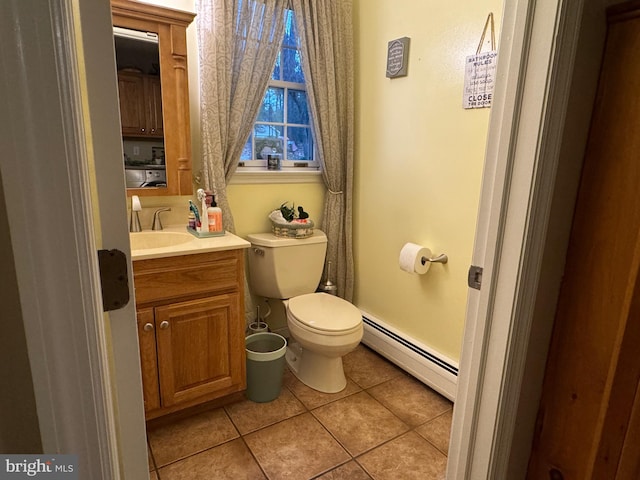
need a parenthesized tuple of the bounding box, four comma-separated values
(247, 230, 363, 393)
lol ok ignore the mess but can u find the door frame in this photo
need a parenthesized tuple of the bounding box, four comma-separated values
(449, 0, 615, 477)
(1, 0, 148, 477)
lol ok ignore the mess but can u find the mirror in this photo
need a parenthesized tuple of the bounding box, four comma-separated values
(114, 27, 166, 189)
(111, 0, 195, 197)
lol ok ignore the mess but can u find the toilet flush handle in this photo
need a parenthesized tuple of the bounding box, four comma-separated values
(253, 247, 264, 257)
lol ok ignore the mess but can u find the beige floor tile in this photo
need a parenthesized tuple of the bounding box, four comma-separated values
(358, 431, 447, 480)
(287, 375, 362, 410)
(415, 409, 453, 454)
(315, 461, 372, 479)
(225, 388, 306, 434)
(343, 345, 403, 389)
(312, 391, 409, 456)
(158, 438, 266, 480)
(147, 408, 238, 467)
(244, 413, 350, 480)
(368, 374, 452, 426)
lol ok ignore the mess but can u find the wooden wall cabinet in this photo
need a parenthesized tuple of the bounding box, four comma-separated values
(117, 71, 163, 138)
(133, 249, 247, 420)
(112, 0, 194, 197)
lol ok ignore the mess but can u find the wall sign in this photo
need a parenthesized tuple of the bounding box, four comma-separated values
(463, 50, 498, 109)
(463, 13, 498, 109)
(386, 37, 410, 78)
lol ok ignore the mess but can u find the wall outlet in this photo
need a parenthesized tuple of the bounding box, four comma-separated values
(133, 145, 140, 156)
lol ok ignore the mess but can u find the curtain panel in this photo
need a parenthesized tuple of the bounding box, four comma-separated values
(291, 0, 355, 300)
(197, 0, 287, 232)
(197, 0, 288, 323)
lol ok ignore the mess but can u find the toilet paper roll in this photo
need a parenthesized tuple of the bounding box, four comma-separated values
(399, 243, 432, 274)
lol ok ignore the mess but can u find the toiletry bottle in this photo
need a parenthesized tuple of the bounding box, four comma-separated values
(188, 212, 196, 230)
(207, 196, 223, 232)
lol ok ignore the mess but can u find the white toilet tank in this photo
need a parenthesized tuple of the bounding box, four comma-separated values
(247, 230, 328, 299)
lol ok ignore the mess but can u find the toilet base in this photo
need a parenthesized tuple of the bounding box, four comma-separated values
(286, 342, 347, 394)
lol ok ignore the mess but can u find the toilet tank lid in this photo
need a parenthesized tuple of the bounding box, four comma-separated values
(247, 230, 327, 247)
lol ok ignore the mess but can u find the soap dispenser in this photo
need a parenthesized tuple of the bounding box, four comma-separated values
(207, 195, 223, 233)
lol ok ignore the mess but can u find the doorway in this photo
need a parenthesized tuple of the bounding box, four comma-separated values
(528, 3, 640, 477)
(1, 0, 615, 478)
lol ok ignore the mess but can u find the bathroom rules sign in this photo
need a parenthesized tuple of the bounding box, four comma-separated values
(463, 50, 498, 109)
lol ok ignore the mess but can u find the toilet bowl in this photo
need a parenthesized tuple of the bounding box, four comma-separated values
(284, 293, 363, 393)
(246, 231, 363, 393)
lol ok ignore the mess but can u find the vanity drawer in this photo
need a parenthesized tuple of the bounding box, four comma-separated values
(132, 250, 243, 305)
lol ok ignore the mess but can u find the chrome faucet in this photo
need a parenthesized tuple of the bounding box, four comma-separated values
(152, 207, 172, 231)
(129, 195, 142, 232)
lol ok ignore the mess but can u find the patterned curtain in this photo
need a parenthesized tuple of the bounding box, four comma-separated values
(197, 0, 287, 231)
(291, 0, 355, 300)
(197, 0, 287, 323)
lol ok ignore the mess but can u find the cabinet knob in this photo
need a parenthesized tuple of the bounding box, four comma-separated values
(143, 323, 154, 332)
(160, 320, 169, 329)
(141, 128, 146, 133)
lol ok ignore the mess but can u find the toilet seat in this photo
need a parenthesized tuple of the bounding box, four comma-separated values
(287, 293, 362, 334)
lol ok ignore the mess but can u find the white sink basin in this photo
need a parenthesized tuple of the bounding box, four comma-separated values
(130, 231, 193, 250)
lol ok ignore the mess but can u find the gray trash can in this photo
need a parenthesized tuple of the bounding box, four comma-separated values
(245, 332, 287, 403)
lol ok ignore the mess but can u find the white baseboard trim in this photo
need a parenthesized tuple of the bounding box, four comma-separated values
(361, 311, 458, 401)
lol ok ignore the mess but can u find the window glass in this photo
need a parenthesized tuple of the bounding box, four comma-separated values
(239, 9, 316, 169)
(287, 126, 313, 160)
(257, 87, 284, 123)
(287, 89, 309, 125)
(282, 47, 305, 83)
(254, 124, 284, 159)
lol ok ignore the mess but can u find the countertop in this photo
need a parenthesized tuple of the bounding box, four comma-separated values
(130, 225, 250, 261)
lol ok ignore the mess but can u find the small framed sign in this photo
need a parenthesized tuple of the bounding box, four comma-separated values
(386, 37, 410, 78)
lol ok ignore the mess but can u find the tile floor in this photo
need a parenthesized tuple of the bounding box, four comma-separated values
(146, 344, 453, 480)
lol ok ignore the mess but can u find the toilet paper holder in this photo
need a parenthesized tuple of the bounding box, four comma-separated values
(421, 253, 448, 265)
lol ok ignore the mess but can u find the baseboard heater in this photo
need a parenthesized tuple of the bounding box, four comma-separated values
(361, 312, 458, 401)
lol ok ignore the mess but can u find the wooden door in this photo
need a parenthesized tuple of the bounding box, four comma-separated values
(155, 294, 245, 407)
(527, 3, 640, 478)
(136, 307, 161, 413)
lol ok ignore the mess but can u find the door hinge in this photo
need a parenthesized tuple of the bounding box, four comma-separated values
(97, 249, 130, 312)
(468, 265, 483, 290)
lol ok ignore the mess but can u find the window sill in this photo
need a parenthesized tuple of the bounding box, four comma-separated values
(230, 168, 323, 185)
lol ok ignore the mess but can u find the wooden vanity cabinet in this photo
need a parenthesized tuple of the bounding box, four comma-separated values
(117, 71, 163, 138)
(133, 249, 247, 420)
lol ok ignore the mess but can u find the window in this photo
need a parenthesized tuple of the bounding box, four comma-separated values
(239, 10, 318, 171)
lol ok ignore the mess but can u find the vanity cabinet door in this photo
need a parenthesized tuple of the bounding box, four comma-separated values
(117, 71, 163, 138)
(136, 307, 161, 412)
(154, 294, 245, 408)
(146, 76, 163, 137)
(117, 72, 146, 136)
